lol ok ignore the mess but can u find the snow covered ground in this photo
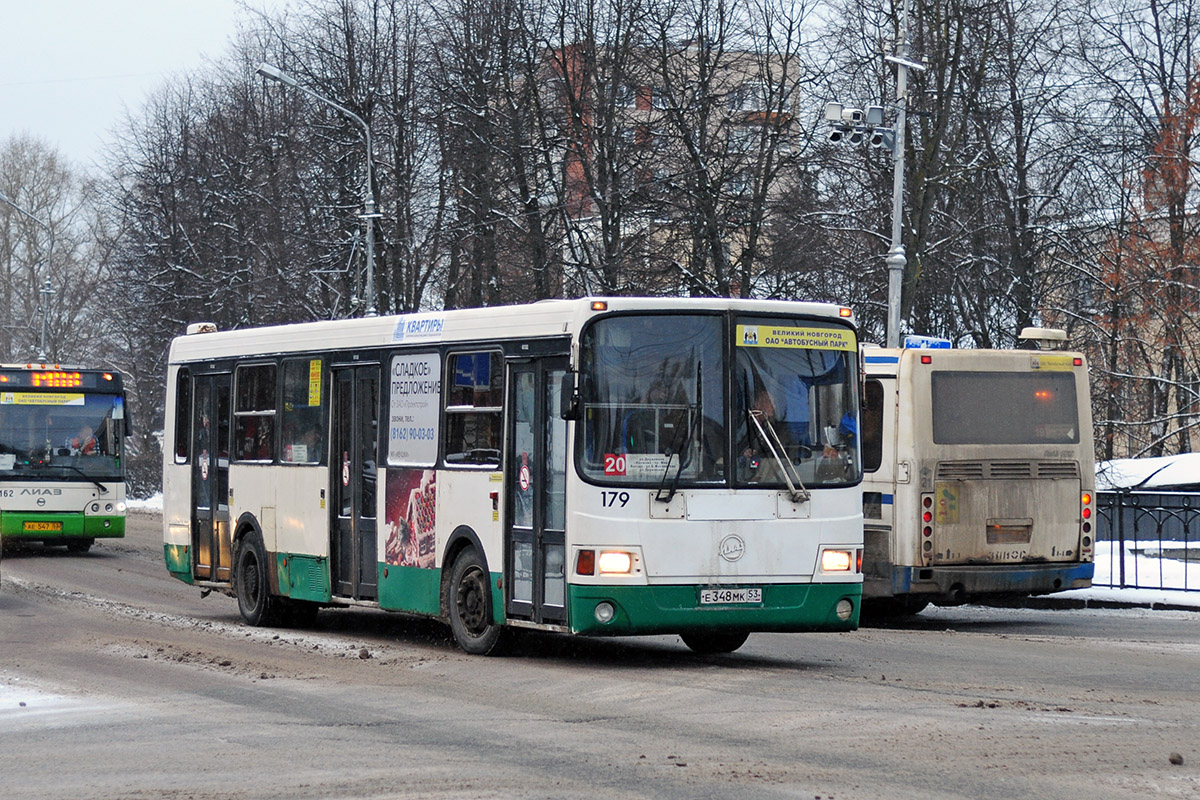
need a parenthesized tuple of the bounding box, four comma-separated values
(1063, 539, 1200, 608)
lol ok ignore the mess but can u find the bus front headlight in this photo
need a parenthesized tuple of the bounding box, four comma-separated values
(821, 549, 853, 572)
(597, 551, 634, 575)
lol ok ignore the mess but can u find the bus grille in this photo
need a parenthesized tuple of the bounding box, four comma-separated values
(1037, 461, 1080, 479)
(936, 460, 1079, 480)
(989, 460, 1033, 478)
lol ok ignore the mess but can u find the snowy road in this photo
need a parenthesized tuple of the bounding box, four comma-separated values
(1, 512, 1198, 799)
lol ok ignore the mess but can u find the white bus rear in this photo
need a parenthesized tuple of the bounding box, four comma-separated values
(860, 335, 1095, 615)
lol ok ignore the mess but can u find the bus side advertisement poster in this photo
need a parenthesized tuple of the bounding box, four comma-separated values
(383, 468, 436, 569)
(388, 353, 441, 466)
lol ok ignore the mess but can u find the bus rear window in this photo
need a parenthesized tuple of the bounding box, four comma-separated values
(931, 371, 1079, 445)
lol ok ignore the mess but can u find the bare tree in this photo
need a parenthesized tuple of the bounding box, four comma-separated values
(0, 135, 105, 363)
(1065, 0, 1200, 457)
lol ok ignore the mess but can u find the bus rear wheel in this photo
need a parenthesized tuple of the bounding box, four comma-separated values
(681, 631, 749, 655)
(447, 548, 504, 655)
(235, 531, 284, 627)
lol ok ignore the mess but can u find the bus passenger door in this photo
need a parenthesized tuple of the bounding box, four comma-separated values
(331, 365, 379, 600)
(192, 373, 231, 581)
(507, 357, 568, 625)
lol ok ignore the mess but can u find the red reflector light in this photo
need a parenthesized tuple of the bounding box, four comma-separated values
(922, 511, 933, 523)
(923, 526, 932, 537)
(922, 496, 933, 508)
(1082, 508, 1092, 519)
(920, 355, 932, 364)
(576, 549, 595, 575)
(1073, 357, 1083, 366)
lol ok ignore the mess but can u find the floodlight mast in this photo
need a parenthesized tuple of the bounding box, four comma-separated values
(885, 0, 918, 349)
(0, 189, 55, 361)
(256, 62, 379, 317)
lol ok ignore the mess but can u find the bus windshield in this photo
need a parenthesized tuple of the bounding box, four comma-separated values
(931, 371, 1079, 445)
(0, 392, 125, 480)
(733, 317, 860, 488)
(580, 314, 726, 484)
(578, 313, 860, 488)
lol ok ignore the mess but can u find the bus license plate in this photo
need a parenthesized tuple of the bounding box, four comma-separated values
(699, 587, 762, 605)
(23, 521, 62, 532)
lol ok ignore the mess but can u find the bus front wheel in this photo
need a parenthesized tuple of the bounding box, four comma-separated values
(681, 631, 749, 655)
(235, 531, 284, 627)
(447, 548, 504, 655)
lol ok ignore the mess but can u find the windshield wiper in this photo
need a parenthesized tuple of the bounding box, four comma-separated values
(655, 365, 703, 504)
(747, 409, 809, 503)
(55, 463, 110, 493)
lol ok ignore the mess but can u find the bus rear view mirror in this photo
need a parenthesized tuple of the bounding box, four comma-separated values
(559, 373, 579, 420)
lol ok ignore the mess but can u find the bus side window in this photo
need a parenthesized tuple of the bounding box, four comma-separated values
(280, 358, 325, 464)
(862, 380, 884, 473)
(444, 351, 502, 466)
(175, 369, 191, 463)
(233, 363, 277, 462)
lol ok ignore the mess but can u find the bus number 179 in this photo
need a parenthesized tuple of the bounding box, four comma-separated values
(601, 491, 630, 508)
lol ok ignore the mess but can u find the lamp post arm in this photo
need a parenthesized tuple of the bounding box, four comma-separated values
(257, 62, 378, 316)
(286, 85, 377, 317)
(0, 191, 56, 360)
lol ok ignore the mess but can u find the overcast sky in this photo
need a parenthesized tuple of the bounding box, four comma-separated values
(1, 1, 274, 171)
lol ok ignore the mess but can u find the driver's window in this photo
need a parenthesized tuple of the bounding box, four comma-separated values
(444, 351, 503, 466)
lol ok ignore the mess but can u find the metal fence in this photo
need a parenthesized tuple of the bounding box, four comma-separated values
(1095, 491, 1200, 592)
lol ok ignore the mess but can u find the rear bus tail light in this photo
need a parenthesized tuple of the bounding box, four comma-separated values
(1080, 492, 1094, 555)
(921, 493, 935, 561)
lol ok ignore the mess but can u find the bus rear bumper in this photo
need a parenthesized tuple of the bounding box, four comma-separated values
(890, 562, 1094, 602)
(568, 582, 862, 636)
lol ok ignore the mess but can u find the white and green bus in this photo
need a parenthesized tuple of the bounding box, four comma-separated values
(162, 298, 864, 654)
(0, 364, 129, 553)
(859, 332, 1095, 616)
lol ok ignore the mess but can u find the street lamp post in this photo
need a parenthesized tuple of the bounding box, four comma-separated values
(823, 0, 923, 348)
(0, 189, 56, 361)
(257, 62, 379, 317)
(882, 0, 921, 349)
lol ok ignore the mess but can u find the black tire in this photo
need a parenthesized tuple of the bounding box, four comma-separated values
(680, 631, 750, 655)
(66, 538, 94, 553)
(446, 547, 504, 655)
(235, 531, 284, 626)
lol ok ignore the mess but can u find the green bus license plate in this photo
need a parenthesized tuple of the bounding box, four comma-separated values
(699, 587, 762, 605)
(23, 521, 62, 532)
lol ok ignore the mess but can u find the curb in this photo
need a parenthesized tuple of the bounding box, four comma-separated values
(980, 596, 1200, 613)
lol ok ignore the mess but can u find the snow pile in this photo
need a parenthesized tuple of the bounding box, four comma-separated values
(1096, 453, 1200, 491)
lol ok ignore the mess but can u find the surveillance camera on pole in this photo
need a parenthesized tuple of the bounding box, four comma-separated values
(823, 100, 895, 154)
(870, 129, 895, 150)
